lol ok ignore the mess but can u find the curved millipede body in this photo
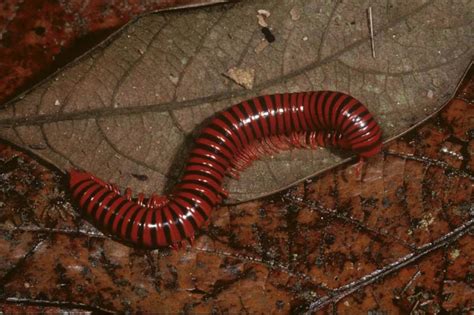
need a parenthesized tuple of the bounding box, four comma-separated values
(69, 91, 383, 248)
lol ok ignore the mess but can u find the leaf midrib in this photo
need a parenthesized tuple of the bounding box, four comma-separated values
(0, 1, 432, 129)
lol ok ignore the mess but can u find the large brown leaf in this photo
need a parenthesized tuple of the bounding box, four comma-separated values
(0, 67, 472, 312)
(0, 1, 472, 202)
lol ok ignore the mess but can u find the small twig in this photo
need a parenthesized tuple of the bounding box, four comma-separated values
(304, 218, 474, 313)
(367, 7, 376, 58)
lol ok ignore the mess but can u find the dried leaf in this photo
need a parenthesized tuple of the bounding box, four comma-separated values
(224, 67, 256, 89)
(0, 1, 472, 203)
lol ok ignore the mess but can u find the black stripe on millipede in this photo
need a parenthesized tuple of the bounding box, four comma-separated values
(180, 179, 219, 198)
(333, 95, 353, 129)
(95, 194, 122, 224)
(270, 94, 282, 134)
(186, 162, 225, 177)
(229, 105, 251, 145)
(125, 206, 143, 241)
(302, 93, 314, 131)
(184, 170, 220, 186)
(180, 188, 213, 208)
(98, 196, 127, 226)
(311, 92, 324, 129)
(324, 92, 345, 128)
(70, 178, 92, 193)
(346, 117, 376, 139)
(296, 92, 309, 131)
(236, 102, 258, 141)
(319, 92, 333, 128)
(105, 199, 132, 232)
(277, 93, 286, 134)
(194, 143, 229, 161)
(288, 93, 298, 132)
(88, 190, 113, 219)
(342, 109, 368, 133)
(258, 96, 273, 135)
(73, 181, 97, 202)
(80, 185, 103, 213)
(189, 152, 227, 172)
(341, 102, 362, 125)
(216, 113, 246, 148)
(247, 98, 266, 139)
(174, 199, 199, 231)
(284, 93, 294, 135)
(262, 95, 276, 135)
(161, 208, 173, 245)
(198, 133, 234, 157)
(168, 206, 187, 240)
(207, 123, 239, 152)
(136, 207, 149, 245)
(180, 196, 208, 221)
(150, 210, 158, 248)
(189, 152, 228, 170)
(114, 203, 139, 237)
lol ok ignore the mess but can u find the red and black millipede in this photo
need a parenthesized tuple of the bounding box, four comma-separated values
(69, 91, 383, 248)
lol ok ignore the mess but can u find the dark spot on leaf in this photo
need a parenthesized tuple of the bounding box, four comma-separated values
(131, 173, 148, 181)
(382, 197, 392, 208)
(33, 26, 46, 36)
(467, 129, 474, 139)
(410, 218, 421, 229)
(324, 233, 335, 245)
(276, 300, 285, 309)
(287, 204, 299, 214)
(465, 272, 473, 283)
(28, 143, 47, 150)
(361, 196, 378, 208)
(315, 256, 324, 267)
(261, 27, 275, 43)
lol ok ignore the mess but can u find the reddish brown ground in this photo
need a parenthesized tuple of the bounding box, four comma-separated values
(0, 0, 232, 105)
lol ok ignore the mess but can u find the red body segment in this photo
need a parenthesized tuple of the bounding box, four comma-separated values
(69, 91, 383, 248)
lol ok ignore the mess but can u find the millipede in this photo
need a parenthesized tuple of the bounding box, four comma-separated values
(69, 91, 383, 249)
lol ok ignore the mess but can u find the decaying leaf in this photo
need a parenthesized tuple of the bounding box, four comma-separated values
(256, 9, 270, 27)
(224, 66, 256, 89)
(0, 1, 472, 203)
(0, 71, 472, 312)
(0, 0, 236, 105)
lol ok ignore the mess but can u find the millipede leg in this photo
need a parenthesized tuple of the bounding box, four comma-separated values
(124, 188, 133, 200)
(106, 182, 121, 195)
(137, 193, 145, 207)
(227, 168, 240, 179)
(188, 235, 195, 246)
(147, 194, 169, 208)
(217, 187, 229, 203)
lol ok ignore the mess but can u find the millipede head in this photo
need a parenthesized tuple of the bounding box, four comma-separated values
(69, 169, 92, 187)
(68, 169, 109, 188)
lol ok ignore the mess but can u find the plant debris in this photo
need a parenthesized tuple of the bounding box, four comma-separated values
(223, 67, 255, 89)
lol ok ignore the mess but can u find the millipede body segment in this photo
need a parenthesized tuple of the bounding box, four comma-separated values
(69, 91, 383, 248)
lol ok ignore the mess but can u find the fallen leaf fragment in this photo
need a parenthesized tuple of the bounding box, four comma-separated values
(256, 15, 268, 27)
(261, 27, 276, 42)
(224, 67, 255, 89)
(256, 9, 270, 27)
(290, 6, 301, 21)
(257, 9, 270, 17)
